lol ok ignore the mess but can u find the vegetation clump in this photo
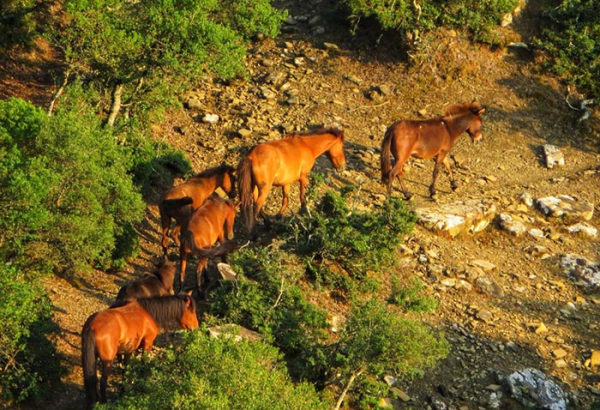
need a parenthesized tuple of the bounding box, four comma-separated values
(95, 330, 329, 410)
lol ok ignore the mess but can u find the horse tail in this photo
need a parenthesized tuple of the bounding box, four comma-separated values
(115, 285, 128, 301)
(237, 156, 255, 233)
(161, 197, 194, 213)
(81, 322, 98, 408)
(380, 123, 396, 184)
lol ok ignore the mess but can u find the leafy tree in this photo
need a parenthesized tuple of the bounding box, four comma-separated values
(96, 331, 328, 410)
(332, 298, 449, 409)
(0, 0, 48, 49)
(342, 0, 518, 49)
(534, 0, 600, 100)
(0, 97, 145, 274)
(47, 0, 287, 125)
(0, 263, 61, 406)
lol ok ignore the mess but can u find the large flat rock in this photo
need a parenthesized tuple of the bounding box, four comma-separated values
(415, 199, 497, 237)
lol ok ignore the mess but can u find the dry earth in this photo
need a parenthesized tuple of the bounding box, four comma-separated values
(4, 0, 600, 409)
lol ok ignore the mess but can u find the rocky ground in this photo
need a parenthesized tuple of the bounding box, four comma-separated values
(5, 0, 600, 409)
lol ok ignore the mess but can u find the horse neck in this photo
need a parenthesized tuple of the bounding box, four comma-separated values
(444, 112, 473, 139)
(300, 134, 336, 157)
(136, 297, 183, 330)
(190, 175, 218, 191)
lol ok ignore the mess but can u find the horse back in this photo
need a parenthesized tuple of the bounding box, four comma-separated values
(248, 138, 315, 184)
(183, 197, 232, 249)
(87, 304, 158, 358)
(391, 119, 452, 159)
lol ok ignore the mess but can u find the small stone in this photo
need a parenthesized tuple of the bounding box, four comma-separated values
(238, 128, 252, 138)
(535, 322, 548, 334)
(552, 348, 568, 359)
(202, 113, 219, 123)
(392, 387, 411, 402)
(584, 350, 600, 367)
(555, 359, 567, 368)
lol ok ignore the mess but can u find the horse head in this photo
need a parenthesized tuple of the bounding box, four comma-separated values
(466, 101, 486, 143)
(221, 164, 237, 199)
(326, 129, 347, 172)
(180, 291, 199, 330)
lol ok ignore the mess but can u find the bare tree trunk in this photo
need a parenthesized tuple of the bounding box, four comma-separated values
(47, 70, 71, 116)
(106, 83, 124, 127)
(334, 368, 364, 410)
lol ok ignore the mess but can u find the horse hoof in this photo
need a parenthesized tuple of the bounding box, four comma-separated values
(404, 193, 413, 201)
(451, 183, 458, 192)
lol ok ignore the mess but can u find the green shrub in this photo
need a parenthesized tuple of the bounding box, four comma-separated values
(332, 298, 449, 407)
(96, 330, 328, 410)
(0, 97, 145, 275)
(389, 276, 439, 313)
(207, 245, 331, 382)
(284, 190, 416, 287)
(0, 264, 62, 406)
(533, 0, 600, 100)
(342, 0, 518, 48)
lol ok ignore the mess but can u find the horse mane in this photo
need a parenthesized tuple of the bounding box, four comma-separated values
(443, 101, 484, 118)
(285, 128, 344, 139)
(194, 164, 235, 179)
(136, 294, 196, 330)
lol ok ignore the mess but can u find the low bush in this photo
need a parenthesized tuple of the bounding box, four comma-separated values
(389, 276, 439, 313)
(284, 189, 416, 289)
(533, 0, 600, 100)
(96, 330, 328, 410)
(0, 264, 62, 406)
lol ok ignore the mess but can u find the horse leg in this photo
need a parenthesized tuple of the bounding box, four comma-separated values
(389, 160, 412, 200)
(298, 175, 309, 213)
(171, 224, 182, 247)
(100, 359, 113, 403)
(254, 182, 273, 229)
(179, 250, 189, 292)
(278, 185, 291, 218)
(196, 257, 208, 292)
(430, 154, 446, 198)
(443, 156, 457, 191)
(160, 212, 171, 257)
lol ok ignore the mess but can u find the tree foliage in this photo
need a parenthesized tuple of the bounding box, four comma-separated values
(96, 331, 328, 410)
(0, 264, 61, 406)
(534, 0, 600, 100)
(47, 0, 287, 124)
(0, 97, 145, 274)
(343, 0, 518, 47)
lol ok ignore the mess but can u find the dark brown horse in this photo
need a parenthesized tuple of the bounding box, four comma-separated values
(380, 101, 486, 199)
(159, 164, 236, 256)
(238, 128, 346, 232)
(179, 194, 237, 291)
(82, 293, 198, 408)
(113, 260, 176, 303)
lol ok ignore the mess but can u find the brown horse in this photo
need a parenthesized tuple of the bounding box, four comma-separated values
(380, 101, 486, 200)
(159, 164, 236, 256)
(238, 128, 346, 232)
(82, 293, 198, 408)
(113, 260, 176, 303)
(179, 194, 237, 292)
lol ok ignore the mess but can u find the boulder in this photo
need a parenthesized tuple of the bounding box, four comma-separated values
(415, 199, 497, 237)
(535, 195, 594, 222)
(506, 368, 566, 410)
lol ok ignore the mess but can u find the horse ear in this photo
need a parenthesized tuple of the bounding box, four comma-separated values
(186, 290, 193, 298)
(477, 107, 486, 115)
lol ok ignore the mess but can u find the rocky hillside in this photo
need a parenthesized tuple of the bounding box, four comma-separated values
(6, 0, 600, 409)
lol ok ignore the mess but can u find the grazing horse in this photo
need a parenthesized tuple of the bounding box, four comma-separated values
(179, 194, 237, 292)
(82, 293, 199, 408)
(113, 260, 176, 303)
(380, 101, 486, 200)
(238, 128, 346, 233)
(159, 164, 236, 256)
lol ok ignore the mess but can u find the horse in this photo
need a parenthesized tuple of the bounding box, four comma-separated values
(82, 293, 199, 408)
(179, 194, 237, 292)
(380, 101, 486, 200)
(237, 128, 346, 233)
(113, 260, 176, 303)
(159, 164, 236, 257)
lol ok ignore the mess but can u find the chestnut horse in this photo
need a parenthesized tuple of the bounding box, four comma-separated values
(380, 101, 486, 200)
(159, 164, 236, 256)
(179, 194, 237, 292)
(113, 260, 176, 303)
(238, 128, 346, 232)
(82, 293, 198, 408)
